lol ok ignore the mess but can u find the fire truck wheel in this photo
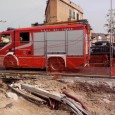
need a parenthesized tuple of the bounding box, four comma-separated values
(4, 55, 18, 69)
(47, 57, 65, 72)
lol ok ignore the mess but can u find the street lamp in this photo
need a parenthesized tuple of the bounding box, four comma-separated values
(0, 20, 6, 23)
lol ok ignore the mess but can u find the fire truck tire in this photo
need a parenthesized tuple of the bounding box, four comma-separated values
(3, 55, 18, 69)
(47, 57, 65, 72)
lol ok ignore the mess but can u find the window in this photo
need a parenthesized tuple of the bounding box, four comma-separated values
(76, 13, 79, 20)
(0, 34, 10, 47)
(1, 34, 10, 43)
(73, 12, 75, 19)
(69, 9, 72, 18)
(20, 32, 29, 43)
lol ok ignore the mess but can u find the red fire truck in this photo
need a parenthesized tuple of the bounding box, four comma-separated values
(0, 20, 90, 72)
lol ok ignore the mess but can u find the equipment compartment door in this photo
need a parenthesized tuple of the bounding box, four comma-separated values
(46, 31, 66, 54)
(67, 30, 84, 56)
(33, 32, 45, 56)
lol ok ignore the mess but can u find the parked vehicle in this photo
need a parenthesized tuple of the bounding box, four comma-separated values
(90, 41, 115, 67)
(90, 41, 110, 55)
(90, 41, 115, 56)
(0, 20, 90, 72)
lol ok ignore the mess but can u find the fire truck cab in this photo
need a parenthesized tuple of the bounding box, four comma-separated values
(0, 20, 90, 72)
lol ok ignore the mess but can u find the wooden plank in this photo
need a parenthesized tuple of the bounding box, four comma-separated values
(21, 84, 65, 101)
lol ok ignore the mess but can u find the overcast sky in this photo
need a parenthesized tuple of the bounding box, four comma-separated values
(0, 0, 115, 33)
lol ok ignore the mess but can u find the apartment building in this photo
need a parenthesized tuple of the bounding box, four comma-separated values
(45, 0, 83, 23)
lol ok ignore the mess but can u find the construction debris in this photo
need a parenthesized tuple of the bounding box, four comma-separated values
(9, 84, 45, 104)
(0, 75, 115, 115)
(6, 92, 18, 101)
(9, 83, 91, 115)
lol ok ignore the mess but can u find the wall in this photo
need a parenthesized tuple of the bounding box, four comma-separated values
(45, 0, 83, 23)
(46, 0, 57, 23)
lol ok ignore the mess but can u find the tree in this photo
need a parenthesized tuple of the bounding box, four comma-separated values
(105, 9, 115, 33)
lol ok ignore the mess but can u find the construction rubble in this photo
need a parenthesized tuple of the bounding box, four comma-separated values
(0, 76, 115, 115)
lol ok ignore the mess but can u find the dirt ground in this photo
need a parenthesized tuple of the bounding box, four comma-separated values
(0, 76, 115, 115)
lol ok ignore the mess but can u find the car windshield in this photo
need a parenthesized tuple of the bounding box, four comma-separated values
(95, 41, 110, 46)
(0, 34, 10, 47)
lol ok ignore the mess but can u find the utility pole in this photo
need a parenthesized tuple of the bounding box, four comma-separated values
(110, 0, 114, 77)
(105, 0, 115, 77)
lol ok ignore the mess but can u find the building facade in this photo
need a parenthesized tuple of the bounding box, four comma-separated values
(91, 33, 115, 45)
(45, 0, 83, 23)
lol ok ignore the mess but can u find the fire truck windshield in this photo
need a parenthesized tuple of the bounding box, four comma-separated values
(0, 34, 10, 47)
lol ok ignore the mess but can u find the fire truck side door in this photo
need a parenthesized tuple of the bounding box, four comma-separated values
(15, 31, 32, 56)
